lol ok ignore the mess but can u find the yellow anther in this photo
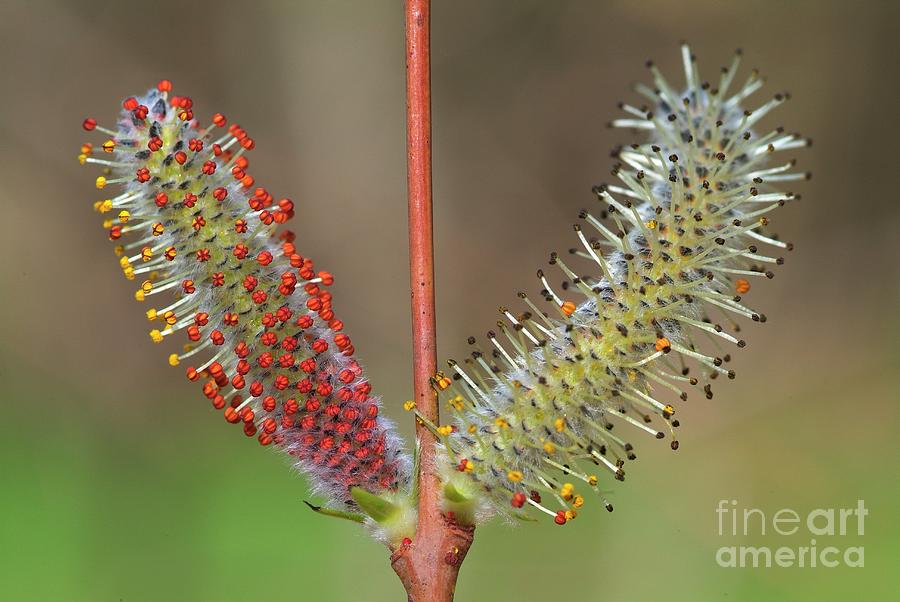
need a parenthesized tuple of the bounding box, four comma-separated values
(467, 424, 477, 434)
(146, 309, 158, 321)
(102, 140, 116, 153)
(507, 471, 524, 483)
(80, 143, 93, 155)
(141, 247, 153, 262)
(573, 495, 584, 508)
(123, 267, 135, 280)
(119, 256, 131, 269)
(663, 404, 675, 417)
(134, 290, 145, 302)
(149, 329, 163, 343)
(100, 200, 113, 213)
(560, 483, 574, 500)
(655, 337, 671, 352)
(433, 371, 452, 390)
(588, 475, 598, 487)
(163, 311, 177, 326)
(554, 418, 566, 432)
(627, 369, 637, 382)
(448, 395, 464, 411)
(78, 154, 87, 165)
(102, 219, 113, 229)
(151, 222, 164, 236)
(118, 210, 130, 223)
(646, 219, 658, 229)
(95, 176, 107, 189)
(543, 441, 556, 454)
(403, 400, 416, 412)
(494, 417, 509, 429)
(168, 354, 180, 367)
(437, 425, 453, 437)
(565, 509, 577, 521)
(113, 245, 124, 256)
(141, 280, 153, 294)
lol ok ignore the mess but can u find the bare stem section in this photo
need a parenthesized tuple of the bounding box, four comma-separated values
(394, 1, 474, 600)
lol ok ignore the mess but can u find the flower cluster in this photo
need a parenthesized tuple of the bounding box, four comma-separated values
(432, 45, 808, 525)
(81, 82, 409, 506)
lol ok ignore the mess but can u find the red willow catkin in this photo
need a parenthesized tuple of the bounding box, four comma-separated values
(430, 45, 808, 526)
(80, 82, 409, 506)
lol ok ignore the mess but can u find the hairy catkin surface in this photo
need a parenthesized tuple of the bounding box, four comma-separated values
(81, 83, 409, 507)
(436, 46, 807, 525)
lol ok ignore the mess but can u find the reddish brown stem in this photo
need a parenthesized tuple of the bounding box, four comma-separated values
(393, 1, 474, 600)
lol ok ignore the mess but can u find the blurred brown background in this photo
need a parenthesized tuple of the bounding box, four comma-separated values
(0, 1, 897, 600)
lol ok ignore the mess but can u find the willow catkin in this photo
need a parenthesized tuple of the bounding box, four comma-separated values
(80, 82, 409, 507)
(432, 45, 808, 525)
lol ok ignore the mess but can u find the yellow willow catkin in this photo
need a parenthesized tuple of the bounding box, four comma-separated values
(431, 45, 809, 526)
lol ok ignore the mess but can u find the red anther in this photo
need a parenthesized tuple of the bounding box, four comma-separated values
(335, 422, 352, 435)
(223, 312, 238, 326)
(123, 97, 139, 111)
(202, 161, 217, 175)
(276, 307, 293, 322)
(511, 492, 527, 508)
(299, 415, 315, 430)
(133, 105, 149, 120)
(249, 381, 264, 397)
(258, 210, 274, 225)
(135, 167, 151, 183)
(329, 319, 344, 332)
(183, 192, 197, 207)
(316, 382, 333, 397)
(339, 369, 355, 384)
(151, 192, 167, 208)
(241, 137, 255, 150)
(258, 433, 273, 446)
(311, 339, 328, 354)
(261, 332, 278, 347)
(187, 138, 203, 152)
(353, 447, 370, 459)
(306, 298, 322, 312)
(231, 374, 246, 390)
(288, 254, 303, 268)
(196, 248, 211, 262)
(234, 341, 249, 358)
(232, 243, 249, 260)
(338, 438, 352, 453)
(82, 118, 97, 131)
(212, 113, 227, 127)
(274, 375, 290, 390)
(147, 136, 163, 152)
(366, 404, 379, 419)
(243, 423, 257, 437)
(334, 334, 350, 349)
(212, 143, 222, 156)
(208, 362, 223, 376)
(338, 387, 353, 402)
(211, 272, 225, 287)
(300, 358, 317, 374)
(108, 225, 122, 240)
(304, 283, 319, 296)
(178, 96, 193, 110)
(319, 436, 334, 451)
(342, 407, 360, 422)
(257, 251, 273, 266)
(262, 396, 277, 412)
(194, 312, 209, 326)
(241, 175, 255, 188)
(212, 395, 226, 410)
(234, 219, 248, 233)
(281, 336, 298, 351)
(342, 345, 355, 357)
(236, 360, 250, 375)
(202, 381, 218, 399)
(284, 399, 299, 415)
(261, 313, 277, 328)
(192, 215, 206, 231)
(213, 187, 228, 202)
(243, 275, 257, 291)
(296, 379, 313, 394)
(355, 429, 372, 443)
(317, 271, 335, 286)
(174, 151, 187, 165)
(224, 407, 240, 424)
(402, 537, 413, 547)
(305, 398, 321, 412)
(554, 511, 567, 525)
(183, 280, 196, 295)
(157, 79, 172, 92)
(278, 198, 294, 213)
(186, 367, 199, 381)
(299, 267, 315, 280)
(319, 309, 335, 322)
(257, 352, 274, 368)
(262, 418, 277, 434)
(231, 167, 245, 181)
(278, 353, 294, 368)
(294, 315, 313, 330)
(252, 290, 267, 304)
(210, 330, 225, 345)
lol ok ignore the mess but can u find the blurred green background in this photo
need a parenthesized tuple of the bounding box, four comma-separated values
(1, 0, 897, 600)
